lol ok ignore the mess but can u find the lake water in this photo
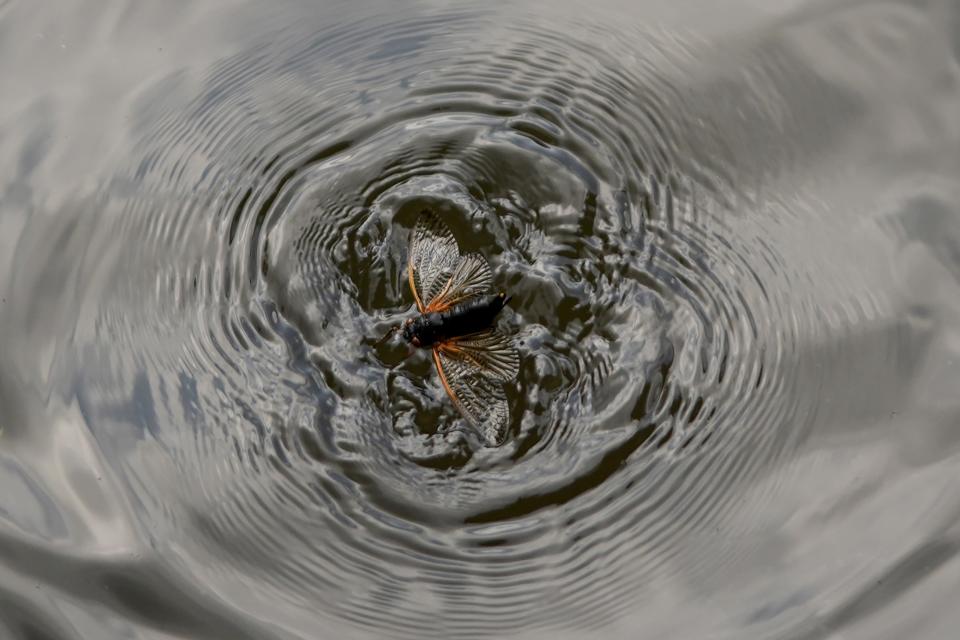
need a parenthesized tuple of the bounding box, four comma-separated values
(2, 1, 960, 638)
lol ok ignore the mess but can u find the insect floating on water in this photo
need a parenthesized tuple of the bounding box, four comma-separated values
(378, 210, 519, 446)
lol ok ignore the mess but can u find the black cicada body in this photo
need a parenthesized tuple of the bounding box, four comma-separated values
(399, 210, 519, 446)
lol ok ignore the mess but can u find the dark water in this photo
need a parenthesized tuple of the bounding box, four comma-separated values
(3, 0, 960, 638)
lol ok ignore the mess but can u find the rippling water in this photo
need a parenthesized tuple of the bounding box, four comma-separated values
(3, 0, 960, 638)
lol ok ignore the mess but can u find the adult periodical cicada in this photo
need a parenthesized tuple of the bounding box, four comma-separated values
(383, 210, 519, 446)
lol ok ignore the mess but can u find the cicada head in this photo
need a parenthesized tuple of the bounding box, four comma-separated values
(401, 317, 416, 344)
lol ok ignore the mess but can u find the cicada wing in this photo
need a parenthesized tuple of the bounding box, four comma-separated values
(408, 211, 461, 312)
(433, 347, 511, 446)
(425, 253, 494, 313)
(437, 329, 519, 382)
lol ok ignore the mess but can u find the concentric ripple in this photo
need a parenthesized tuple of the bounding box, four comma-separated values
(6, 2, 955, 638)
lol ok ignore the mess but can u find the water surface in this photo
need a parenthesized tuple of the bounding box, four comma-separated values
(2, 0, 960, 638)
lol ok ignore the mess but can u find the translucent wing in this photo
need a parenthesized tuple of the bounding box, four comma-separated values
(437, 329, 519, 382)
(433, 346, 512, 446)
(408, 211, 460, 312)
(426, 253, 493, 312)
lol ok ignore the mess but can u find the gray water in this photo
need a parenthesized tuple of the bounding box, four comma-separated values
(2, 0, 960, 638)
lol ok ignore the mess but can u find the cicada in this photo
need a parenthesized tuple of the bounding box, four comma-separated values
(382, 210, 519, 446)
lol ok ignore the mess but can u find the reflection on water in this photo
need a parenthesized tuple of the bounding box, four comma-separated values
(2, 0, 960, 638)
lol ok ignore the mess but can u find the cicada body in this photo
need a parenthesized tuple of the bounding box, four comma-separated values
(399, 210, 519, 446)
